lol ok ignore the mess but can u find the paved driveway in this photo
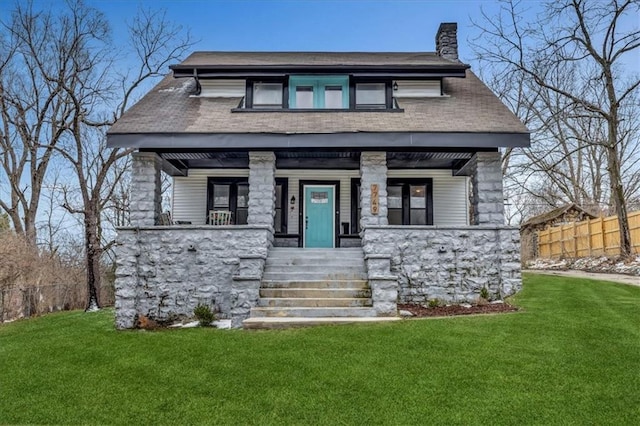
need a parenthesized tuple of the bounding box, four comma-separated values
(523, 269, 640, 287)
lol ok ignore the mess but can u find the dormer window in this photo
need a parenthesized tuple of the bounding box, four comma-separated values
(242, 76, 398, 111)
(355, 83, 387, 109)
(289, 76, 349, 109)
(253, 82, 284, 109)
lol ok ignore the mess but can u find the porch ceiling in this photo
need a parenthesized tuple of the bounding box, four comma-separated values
(156, 150, 475, 174)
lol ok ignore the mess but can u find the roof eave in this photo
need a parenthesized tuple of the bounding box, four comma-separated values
(170, 64, 470, 79)
(106, 131, 530, 150)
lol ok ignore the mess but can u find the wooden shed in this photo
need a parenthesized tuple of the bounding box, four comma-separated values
(520, 204, 597, 261)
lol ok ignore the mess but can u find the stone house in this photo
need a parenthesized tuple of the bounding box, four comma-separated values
(107, 23, 530, 329)
(520, 203, 597, 261)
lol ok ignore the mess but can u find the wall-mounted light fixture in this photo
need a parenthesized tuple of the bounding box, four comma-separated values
(290, 195, 296, 205)
(393, 81, 399, 91)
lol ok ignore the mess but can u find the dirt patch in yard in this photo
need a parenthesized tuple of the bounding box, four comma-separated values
(398, 302, 519, 318)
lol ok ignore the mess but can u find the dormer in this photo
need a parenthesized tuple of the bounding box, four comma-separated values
(170, 51, 469, 112)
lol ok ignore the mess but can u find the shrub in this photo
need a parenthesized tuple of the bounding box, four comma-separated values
(0, 232, 93, 321)
(427, 299, 440, 308)
(480, 287, 489, 300)
(193, 304, 215, 327)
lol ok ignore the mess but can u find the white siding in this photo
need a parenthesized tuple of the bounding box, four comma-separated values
(172, 168, 468, 227)
(198, 79, 245, 97)
(387, 169, 468, 226)
(172, 169, 249, 225)
(393, 80, 441, 97)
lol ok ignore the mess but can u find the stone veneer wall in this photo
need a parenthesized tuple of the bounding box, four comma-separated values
(359, 152, 388, 228)
(130, 152, 162, 227)
(469, 152, 505, 226)
(362, 226, 521, 303)
(114, 225, 271, 329)
(248, 152, 276, 229)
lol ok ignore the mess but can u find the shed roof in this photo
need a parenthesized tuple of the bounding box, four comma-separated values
(520, 204, 598, 229)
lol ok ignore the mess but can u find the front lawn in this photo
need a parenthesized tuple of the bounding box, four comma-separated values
(1, 274, 638, 425)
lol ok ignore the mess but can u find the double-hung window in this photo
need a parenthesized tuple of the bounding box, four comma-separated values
(207, 177, 288, 231)
(207, 178, 249, 225)
(244, 77, 395, 110)
(274, 178, 288, 234)
(355, 82, 390, 109)
(350, 178, 432, 230)
(387, 179, 433, 225)
(252, 82, 284, 108)
(289, 76, 349, 109)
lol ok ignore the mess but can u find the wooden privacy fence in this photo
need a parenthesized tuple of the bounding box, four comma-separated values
(538, 211, 640, 258)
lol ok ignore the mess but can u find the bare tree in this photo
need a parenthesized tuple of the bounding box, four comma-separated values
(37, 170, 72, 256)
(472, 0, 640, 256)
(2, 1, 193, 311)
(55, 5, 193, 310)
(0, 2, 81, 246)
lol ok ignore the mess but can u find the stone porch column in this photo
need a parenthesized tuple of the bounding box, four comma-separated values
(248, 152, 276, 230)
(470, 151, 505, 225)
(130, 152, 162, 227)
(359, 151, 388, 231)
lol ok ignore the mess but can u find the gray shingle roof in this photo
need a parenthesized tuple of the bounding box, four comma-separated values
(108, 70, 528, 136)
(174, 51, 463, 67)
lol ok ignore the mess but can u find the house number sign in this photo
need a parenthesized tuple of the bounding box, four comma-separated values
(371, 184, 379, 215)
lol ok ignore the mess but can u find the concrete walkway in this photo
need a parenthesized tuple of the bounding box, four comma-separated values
(523, 269, 640, 287)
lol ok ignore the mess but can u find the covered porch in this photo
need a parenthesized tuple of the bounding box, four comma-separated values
(146, 149, 486, 242)
(114, 149, 520, 329)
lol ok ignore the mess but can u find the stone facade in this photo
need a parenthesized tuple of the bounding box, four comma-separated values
(117, 146, 522, 327)
(362, 226, 521, 304)
(469, 152, 505, 226)
(359, 152, 388, 229)
(130, 152, 162, 226)
(114, 225, 271, 329)
(436, 22, 458, 61)
(248, 152, 276, 230)
(365, 255, 398, 316)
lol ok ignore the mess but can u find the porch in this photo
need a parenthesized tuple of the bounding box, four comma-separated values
(114, 150, 520, 329)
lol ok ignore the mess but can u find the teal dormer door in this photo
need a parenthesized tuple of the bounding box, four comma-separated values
(289, 76, 349, 109)
(304, 185, 335, 248)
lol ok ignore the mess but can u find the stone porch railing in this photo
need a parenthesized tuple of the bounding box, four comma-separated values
(114, 225, 272, 329)
(362, 226, 521, 305)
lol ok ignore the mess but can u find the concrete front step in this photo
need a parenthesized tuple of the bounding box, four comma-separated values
(259, 297, 372, 308)
(248, 248, 374, 328)
(262, 272, 368, 281)
(269, 248, 364, 253)
(264, 265, 365, 274)
(243, 316, 400, 330)
(260, 288, 371, 298)
(250, 306, 377, 318)
(265, 258, 365, 267)
(267, 249, 364, 260)
(260, 279, 369, 289)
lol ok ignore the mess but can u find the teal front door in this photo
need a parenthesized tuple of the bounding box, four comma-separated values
(304, 185, 335, 248)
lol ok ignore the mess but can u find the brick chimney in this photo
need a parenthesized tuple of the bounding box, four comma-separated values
(436, 22, 458, 61)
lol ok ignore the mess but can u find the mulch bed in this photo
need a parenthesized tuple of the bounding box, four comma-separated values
(398, 302, 519, 318)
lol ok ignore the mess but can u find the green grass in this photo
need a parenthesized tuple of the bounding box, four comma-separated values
(1, 274, 639, 425)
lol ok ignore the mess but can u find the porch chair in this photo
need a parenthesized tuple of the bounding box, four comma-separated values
(209, 210, 233, 225)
